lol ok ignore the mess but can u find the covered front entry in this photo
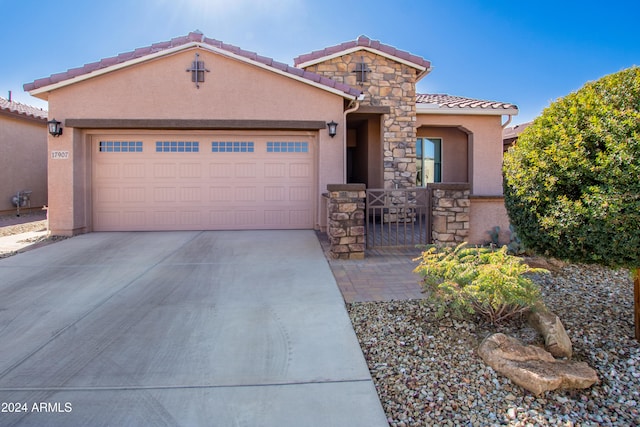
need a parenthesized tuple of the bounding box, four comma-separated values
(346, 112, 384, 188)
(92, 131, 317, 231)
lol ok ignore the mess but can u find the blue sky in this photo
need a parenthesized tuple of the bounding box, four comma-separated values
(1, 0, 638, 125)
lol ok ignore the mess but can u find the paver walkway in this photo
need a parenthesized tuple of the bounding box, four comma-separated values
(316, 232, 426, 303)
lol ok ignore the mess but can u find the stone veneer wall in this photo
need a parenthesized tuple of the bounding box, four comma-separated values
(302, 51, 418, 189)
(430, 183, 471, 245)
(326, 184, 366, 260)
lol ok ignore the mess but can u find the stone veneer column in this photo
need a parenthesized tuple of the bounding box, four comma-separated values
(302, 52, 418, 189)
(430, 183, 471, 245)
(326, 184, 366, 260)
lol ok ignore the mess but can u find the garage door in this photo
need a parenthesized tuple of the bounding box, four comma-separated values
(92, 133, 316, 231)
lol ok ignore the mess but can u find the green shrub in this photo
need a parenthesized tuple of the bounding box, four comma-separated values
(503, 66, 640, 267)
(413, 244, 546, 324)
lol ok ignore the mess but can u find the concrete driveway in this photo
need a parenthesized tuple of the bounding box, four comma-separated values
(0, 231, 387, 426)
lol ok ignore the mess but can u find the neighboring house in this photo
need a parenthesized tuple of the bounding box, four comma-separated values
(0, 95, 48, 214)
(24, 32, 516, 243)
(503, 121, 532, 152)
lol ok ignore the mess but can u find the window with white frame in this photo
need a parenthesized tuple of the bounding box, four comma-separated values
(99, 141, 143, 152)
(416, 137, 441, 186)
(155, 141, 199, 152)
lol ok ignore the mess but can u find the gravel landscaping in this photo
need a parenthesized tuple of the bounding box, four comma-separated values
(348, 263, 640, 426)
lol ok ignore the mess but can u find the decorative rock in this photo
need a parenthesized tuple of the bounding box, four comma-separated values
(478, 333, 598, 395)
(523, 256, 567, 272)
(528, 306, 573, 358)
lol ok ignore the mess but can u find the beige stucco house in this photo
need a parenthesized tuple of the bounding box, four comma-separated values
(0, 96, 48, 214)
(24, 31, 516, 243)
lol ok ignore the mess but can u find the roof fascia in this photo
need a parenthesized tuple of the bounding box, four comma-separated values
(297, 46, 428, 73)
(29, 42, 356, 101)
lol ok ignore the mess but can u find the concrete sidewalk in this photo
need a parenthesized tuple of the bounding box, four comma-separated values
(0, 231, 388, 426)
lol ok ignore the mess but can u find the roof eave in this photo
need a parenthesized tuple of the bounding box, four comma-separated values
(416, 66, 433, 82)
(416, 105, 519, 116)
(0, 108, 48, 123)
(296, 46, 428, 74)
(28, 42, 198, 98)
(28, 41, 358, 101)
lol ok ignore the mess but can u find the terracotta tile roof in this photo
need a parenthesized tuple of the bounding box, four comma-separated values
(0, 96, 47, 121)
(416, 93, 518, 114)
(503, 121, 532, 140)
(294, 35, 431, 73)
(24, 31, 362, 99)
(24, 32, 203, 92)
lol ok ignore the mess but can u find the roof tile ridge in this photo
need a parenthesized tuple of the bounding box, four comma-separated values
(356, 35, 371, 45)
(187, 30, 204, 43)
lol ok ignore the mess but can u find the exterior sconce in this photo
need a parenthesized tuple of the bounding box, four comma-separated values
(48, 119, 63, 137)
(327, 121, 338, 138)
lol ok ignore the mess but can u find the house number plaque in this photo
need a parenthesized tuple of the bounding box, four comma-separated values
(51, 151, 70, 160)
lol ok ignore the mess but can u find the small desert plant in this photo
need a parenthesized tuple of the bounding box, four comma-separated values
(486, 225, 527, 255)
(413, 243, 547, 324)
(507, 224, 527, 255)
(487, 226, 501, 247)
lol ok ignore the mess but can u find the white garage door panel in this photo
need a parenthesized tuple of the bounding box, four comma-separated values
(92, 135, 315, 231)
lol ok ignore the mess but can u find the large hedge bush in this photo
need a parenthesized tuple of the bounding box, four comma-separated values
(503, 66, 640, 266)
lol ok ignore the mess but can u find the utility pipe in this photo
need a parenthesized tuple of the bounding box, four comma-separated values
(501, 114, 513, 129)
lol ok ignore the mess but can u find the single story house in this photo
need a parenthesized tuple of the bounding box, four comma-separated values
(503, 121, 532, 152)
(24, 31, 516, 244)
(0, 95, 48, 214)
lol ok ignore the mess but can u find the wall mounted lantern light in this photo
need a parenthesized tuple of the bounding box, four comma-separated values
(327, 121, 338, 138)
(48, 119, 63, 137)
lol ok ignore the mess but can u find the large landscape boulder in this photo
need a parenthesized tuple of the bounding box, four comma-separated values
(478, 333, 598, 395)
(528, 307, 573, 359)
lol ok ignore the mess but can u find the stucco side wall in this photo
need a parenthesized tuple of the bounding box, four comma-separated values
(468, 196, 511, 245)
(45, 48, 346, 234)
(416, 114, 504, 195)
(0, 114, 47, 213)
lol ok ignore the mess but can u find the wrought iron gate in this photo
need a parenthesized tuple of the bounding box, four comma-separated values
(365, 187, 431, 249)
